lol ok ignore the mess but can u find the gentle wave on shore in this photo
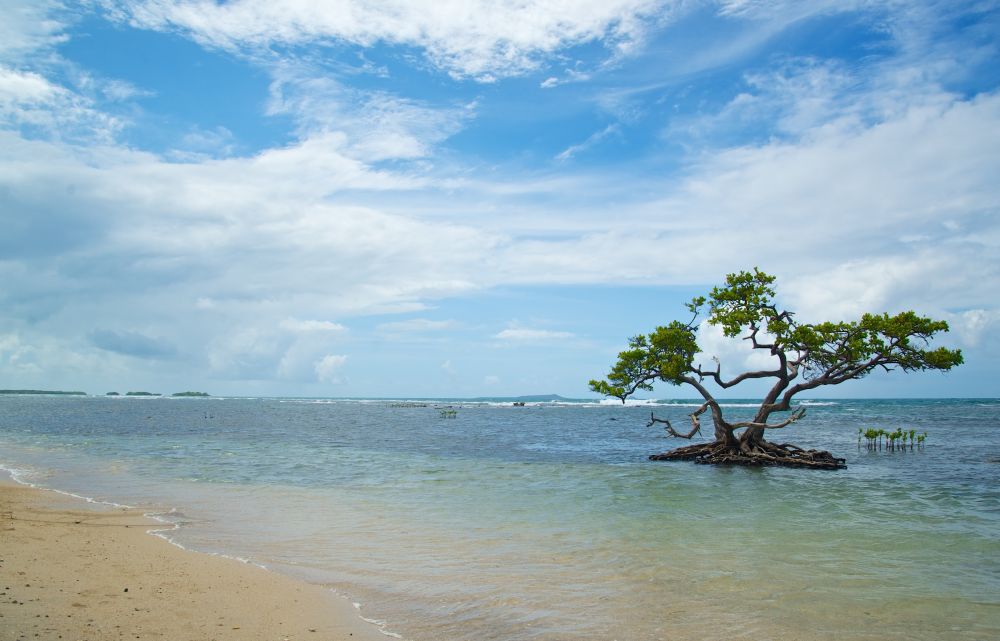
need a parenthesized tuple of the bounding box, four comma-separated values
(1, 396, 998, 640)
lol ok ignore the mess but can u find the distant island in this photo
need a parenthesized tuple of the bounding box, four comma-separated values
(125, 391, 162, 397)
(468, 394, 574, 402)
(171, 391, 210, 397)
(0, 389, 87, 396)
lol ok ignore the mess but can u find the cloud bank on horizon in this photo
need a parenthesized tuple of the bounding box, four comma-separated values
(0, 0, 997, 397)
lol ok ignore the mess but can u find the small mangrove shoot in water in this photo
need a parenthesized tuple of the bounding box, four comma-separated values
(861, 427, 927, 453)
(590, 269, 962, 470)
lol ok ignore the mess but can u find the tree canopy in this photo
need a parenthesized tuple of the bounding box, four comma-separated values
(590, 269, 963, 469)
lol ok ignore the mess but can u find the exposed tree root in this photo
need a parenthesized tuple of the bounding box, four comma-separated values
(649, 440, 846, 470)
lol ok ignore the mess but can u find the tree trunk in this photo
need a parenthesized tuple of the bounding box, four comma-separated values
(649, 405, 844, 469)
(739, 426, 765, 448)
(647, 382, 845, 469)
(741, 405, 773, 448)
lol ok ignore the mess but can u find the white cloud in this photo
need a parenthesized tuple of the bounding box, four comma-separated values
(279, 318, 347, 333)
(555, 123, 620, 161)
(2, 85, 995, 377)
(99, 78, 152, 102)
(0, 0, 68, 61)
(105, 0, 672, 80)
(169, 125, 236, 161)
(266, 68, 474, 162)
(2, 0, 997, 395)
(0, 65, 123, 141)
(377, 318, 457, 333)
(0, 66, 60, 102)
(947, 309, 1000, 348)
(207, 327, 285, 379)
(693, 320, 780, 376)
(781, 257, 939, 321)
(315, 354, 348, 383)
(0, 331, 135, 389)
(495, 327, 575, 341)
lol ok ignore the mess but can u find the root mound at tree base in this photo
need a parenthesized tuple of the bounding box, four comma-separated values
(650, 441, 846, 470)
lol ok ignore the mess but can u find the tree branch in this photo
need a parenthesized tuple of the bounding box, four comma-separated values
(646, 411, 701, 438)
(743, 323, 776, 351)
(730, 407, 806, 430)
(693, 364, 783, 389)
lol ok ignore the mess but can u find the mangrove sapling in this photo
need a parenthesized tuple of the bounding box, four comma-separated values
(590, 269, 962, 470)
(864, 428, 880, 451)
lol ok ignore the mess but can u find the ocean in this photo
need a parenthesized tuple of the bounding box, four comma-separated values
(1, 395, 998, 640)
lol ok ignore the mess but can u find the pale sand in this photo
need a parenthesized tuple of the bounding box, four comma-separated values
(0, 480, 388, 641)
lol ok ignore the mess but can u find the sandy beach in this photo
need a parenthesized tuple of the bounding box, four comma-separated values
(0, 479, 384, 641)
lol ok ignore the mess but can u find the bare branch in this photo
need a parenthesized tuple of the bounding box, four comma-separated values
(646, 412, 701, 439)
(743, 323, 776, 351)
(693, 364, 783, 389)
(730, 407, 807, 430)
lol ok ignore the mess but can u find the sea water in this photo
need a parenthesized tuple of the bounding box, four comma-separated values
(1, 396, 998, 640)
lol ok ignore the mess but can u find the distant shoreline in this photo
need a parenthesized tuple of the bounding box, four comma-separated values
(0, 389, 87, 396)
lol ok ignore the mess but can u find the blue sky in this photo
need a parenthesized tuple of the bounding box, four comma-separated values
(1, 0, 998, 398)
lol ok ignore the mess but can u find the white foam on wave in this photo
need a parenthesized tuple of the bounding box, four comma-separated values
(0, 462, 137, 509)
(0, 462, 263, 567)
(142, 509, 267, 568)
(598, 398, 663, 406)
(350, 601, 405, 639)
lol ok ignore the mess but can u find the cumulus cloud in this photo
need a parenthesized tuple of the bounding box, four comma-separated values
(947, 309, 1000, 348)
(314, 354, 348, 383)
(207, 327, 285, 380)
(693, 321, 778, 376)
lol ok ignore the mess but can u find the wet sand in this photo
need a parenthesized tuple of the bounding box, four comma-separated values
(0, 479, 385, 641)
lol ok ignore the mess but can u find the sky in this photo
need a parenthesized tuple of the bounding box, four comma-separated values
(0, 0, 998, 399)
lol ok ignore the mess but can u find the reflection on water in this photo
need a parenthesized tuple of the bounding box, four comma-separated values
(1, 396, 999, 640)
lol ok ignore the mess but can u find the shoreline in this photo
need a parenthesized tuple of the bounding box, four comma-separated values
(0, 478, 389, 641)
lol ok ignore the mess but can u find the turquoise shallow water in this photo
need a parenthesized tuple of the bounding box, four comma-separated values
(1, 396, 999, 640)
